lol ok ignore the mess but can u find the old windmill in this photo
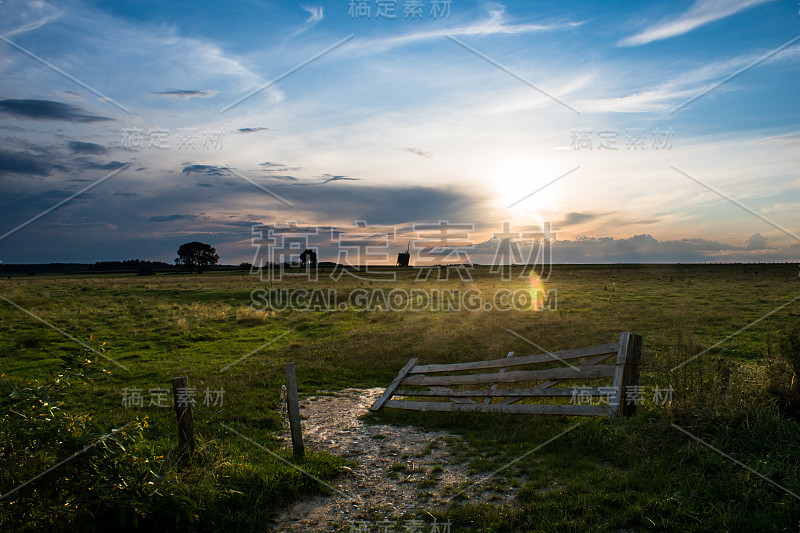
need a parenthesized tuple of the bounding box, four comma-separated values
(396, 242, 410, 267)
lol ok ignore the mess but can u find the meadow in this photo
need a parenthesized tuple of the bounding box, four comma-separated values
(1, 263, 799, 531)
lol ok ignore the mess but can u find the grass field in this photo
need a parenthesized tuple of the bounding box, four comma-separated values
(2, 264, 799, 531)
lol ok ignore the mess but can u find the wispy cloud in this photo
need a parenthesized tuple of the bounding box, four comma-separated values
(149, 214, 198, 222)
(360, 6, 582, 52)
(580, 43, 800, 112)
(319, 174, 359, 184)
(67, 141, 107, 155)
(286, 5, 324, 39)
(0, 0, 62, 37)
(405, 147, 434, 159)
(260, 162, 302, 171)
(182, 164, 231, 176)
(151, 89, 218, 99)
(619, 0, 776, 47)
(302, 5, 324, 25)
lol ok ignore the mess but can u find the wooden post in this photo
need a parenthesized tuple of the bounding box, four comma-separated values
(285, 363, 304, 458)
(614, 333, 643, 417)
(621, 334, 643, 417)
(171, 376, 195, 463)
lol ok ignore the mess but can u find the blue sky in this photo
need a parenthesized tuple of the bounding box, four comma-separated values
(0, 0, 798, 264)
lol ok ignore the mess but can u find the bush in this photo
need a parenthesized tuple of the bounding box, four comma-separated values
(764, 319, 800, 418)
(0, 348, 196, 531)
(779, 319, 800, 397)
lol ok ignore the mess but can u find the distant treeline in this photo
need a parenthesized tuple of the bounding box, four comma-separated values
(0, 260, 180, 275)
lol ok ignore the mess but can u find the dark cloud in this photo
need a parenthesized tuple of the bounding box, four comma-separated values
(320, 174, 359, 184)
(746, 233, 768, 250)
(260, 162, 302, 172)
(80, 160, 128, 170)
(263, 175, 299, 181)
(67, 141, 108, 155)
(151, 89, 217, 99)
(405, 147, 434, 159)
(237, 127, 269, 133)
(557, 212, 596, 227)
(182, 164, 230, 176)
(225, 220, 265, 228)
(544, 234, 737, 263)
(620, 218, 660, 226)
(114, 192, 137, 197)
(465, 233, 754, 264)
(0, 99, 113, 122)
(149, 214, 198, 222)
(0, 149, 53, 176)
(300, 185, 478, 225)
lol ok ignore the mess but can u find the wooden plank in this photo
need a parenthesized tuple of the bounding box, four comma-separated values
(401, 364, 615, 387)
(383, 399, 612, 417)
(484, 351, 513, 406)
(428, 386, 476, 404)
(612, 332, 631, 417)
(370, 357, 419, 411)
(285, 363, 304, 458)
(496, 353, 615, 406)
(409, 343, 618, 374)
(395, 386, 610, 398)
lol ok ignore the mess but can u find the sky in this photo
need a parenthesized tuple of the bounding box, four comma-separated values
(0, 0, 798, 264)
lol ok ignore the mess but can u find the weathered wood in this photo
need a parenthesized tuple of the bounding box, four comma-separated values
(401, 364, 615, 387)
(484, 351, 513, 405)
(285, 363, 304, 458)
(497, 353, 615, 405)
(171, 376, 195, 463)
(373, 333, 641, 419)
(370, 357, 418, 411)
(395, 386, 609, 398)
(428, 386, 477, 404)
(383, 399, 613, 417)
(612, 332, 632, 416)
(620, 334, 643, 417)
(410, 343, 618, 374)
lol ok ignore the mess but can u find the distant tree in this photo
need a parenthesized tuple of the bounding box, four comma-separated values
(175, 242, 219, 273)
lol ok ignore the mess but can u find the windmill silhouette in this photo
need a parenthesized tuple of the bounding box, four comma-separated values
(396, 242, 411, 267)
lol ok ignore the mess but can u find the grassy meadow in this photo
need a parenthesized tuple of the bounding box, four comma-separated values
(1, 263, 799, 531)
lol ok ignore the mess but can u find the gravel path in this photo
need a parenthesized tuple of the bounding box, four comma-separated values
(271, 388, 513, 532)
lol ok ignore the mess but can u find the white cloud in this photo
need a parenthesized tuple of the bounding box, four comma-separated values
(301, 5, 324, 25)
(579, 43, 800, 112)
(0, 0, 63, 37)
(359, 6, 582, 52)
(619, 0, 776, 47)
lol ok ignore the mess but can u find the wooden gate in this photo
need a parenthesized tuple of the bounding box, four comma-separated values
(371, 332, 643, 417)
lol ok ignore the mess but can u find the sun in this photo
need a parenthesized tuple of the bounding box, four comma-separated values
(492, 159, 559, 216)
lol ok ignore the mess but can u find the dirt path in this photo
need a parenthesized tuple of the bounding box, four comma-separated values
(271, 388, 514, 532)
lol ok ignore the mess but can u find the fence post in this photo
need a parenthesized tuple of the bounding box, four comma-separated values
(285, 363, 304, 458)
(618, 333, 643, 417)
(171, 376, 196, 463)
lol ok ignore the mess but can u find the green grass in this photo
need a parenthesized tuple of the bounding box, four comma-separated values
(1, 264, 799, 531)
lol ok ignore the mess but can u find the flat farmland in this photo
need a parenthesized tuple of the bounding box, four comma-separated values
(2, 263, 799, 531)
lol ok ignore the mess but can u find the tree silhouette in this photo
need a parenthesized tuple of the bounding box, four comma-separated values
(175, 242, 219, 273)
